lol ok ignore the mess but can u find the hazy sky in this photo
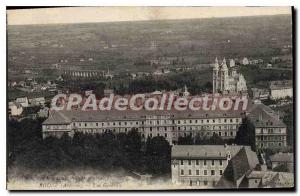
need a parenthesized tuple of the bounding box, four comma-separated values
(7, 7, 291, 25)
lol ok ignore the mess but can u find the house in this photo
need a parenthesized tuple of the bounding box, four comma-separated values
(38, 107, 49, 118)
(29, 97, 45, 106)
(244, 170, 294, 188)
(8, 102, 23, 116)
(269, 80, 293, 100)
(251, 88, 270, 100)
(270, 152, 293, 172)
(172, 145, 258, 188)
(15, 97, 29, 107)
(242, 57, 249, 65)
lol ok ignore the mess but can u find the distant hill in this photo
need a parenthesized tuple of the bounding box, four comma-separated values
(7, 14, 292, 73)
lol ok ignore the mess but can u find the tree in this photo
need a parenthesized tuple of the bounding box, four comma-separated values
(273, 164, 289, 172)
(234, 117, 256, 151)
(145, 136, 171, 176)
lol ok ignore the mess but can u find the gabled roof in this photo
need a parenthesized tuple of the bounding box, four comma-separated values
(247, 103, 286, 128)
(171, 145, 245, 159)
(216, 147, 259, 188)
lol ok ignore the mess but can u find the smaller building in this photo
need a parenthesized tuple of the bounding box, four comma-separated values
(29, 97, 45, 106)
(245, 170, 294, 188)
(15, 97, 29, 107)
(242, 57, 249, 65)
(270, 152, 293, 173)
(269, 80, 293, 100)
(8, 102, 23, 116)
(251, 88, 270, 100)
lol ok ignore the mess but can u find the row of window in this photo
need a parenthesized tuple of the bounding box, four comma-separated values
(259, 142, 284, 148)
(180, 159, 224, 166)
(178, 131, 235, 137)
(176, 118, 240, 124)
(257, 135, 286, 141)
(180, 169, 223, 176)
(67, 118, 241, 128)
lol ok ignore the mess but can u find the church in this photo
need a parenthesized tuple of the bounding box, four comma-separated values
(212, 57, 247, 95)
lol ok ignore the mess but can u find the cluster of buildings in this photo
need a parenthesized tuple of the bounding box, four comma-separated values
(8, 96, 48, 118)
(171, 145, 294, 188)
(251, 80, 293, 100)
(37, 56, 293, 189)
(8, 79, 58, 93)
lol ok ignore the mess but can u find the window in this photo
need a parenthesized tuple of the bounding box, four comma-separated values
(204, 160, 207, 166)
(196, 170, 199, 175)
(220, 170, 223, 175)
(204, 170, 207, 175)
(211, 170, 215, 176)
(96, 123, 98, 126)
(219, 160, 223, 166)
(212, 160, 215, 166)
(188, 160, 191, 165)
(189, 170, 191, 175)
(204, 181, 208, 186)
(85, 123, 87, 127)
(181, 160, 184, 165)
(181, 170, 184, 175)
(196, 160, 199, 165)
(165, 133, 167, 137)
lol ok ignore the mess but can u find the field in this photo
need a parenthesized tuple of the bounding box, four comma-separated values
(7, 14, 293, 81)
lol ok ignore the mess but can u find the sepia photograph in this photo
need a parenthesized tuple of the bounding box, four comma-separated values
(6, 6, 295, 190)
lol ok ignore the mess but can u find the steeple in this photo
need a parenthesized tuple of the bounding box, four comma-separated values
(213, 57, 219, 70)
(221, 58, 228, 70)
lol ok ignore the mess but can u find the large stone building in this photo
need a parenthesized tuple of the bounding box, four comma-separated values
(269, 80, 293, 100)
(212, 58, 247, 95)
(247, 102, 287, 149)
(171, 145, 258, 187)
(42, 107, 245, 144)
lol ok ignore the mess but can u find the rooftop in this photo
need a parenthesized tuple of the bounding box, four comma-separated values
(171, 145, 252, 159)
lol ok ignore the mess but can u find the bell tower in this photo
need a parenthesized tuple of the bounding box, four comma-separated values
(213, 57, 219, 94)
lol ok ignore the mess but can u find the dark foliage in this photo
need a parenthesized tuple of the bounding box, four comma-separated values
(7, 119, 171, 177)
(234, 117, 256, 151)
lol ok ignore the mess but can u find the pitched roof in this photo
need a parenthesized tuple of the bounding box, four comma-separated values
(246, 171, 294, 188)
(247, 103, 286, 128)
(42, 106, 244, 125)
(216, 147, 259, 188)
(171, 145, 245, 159)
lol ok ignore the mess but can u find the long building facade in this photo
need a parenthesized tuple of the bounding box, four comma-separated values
(42, 108, 244, 144)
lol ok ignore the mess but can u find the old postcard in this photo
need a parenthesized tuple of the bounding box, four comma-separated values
(7, 7, 294, 190)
